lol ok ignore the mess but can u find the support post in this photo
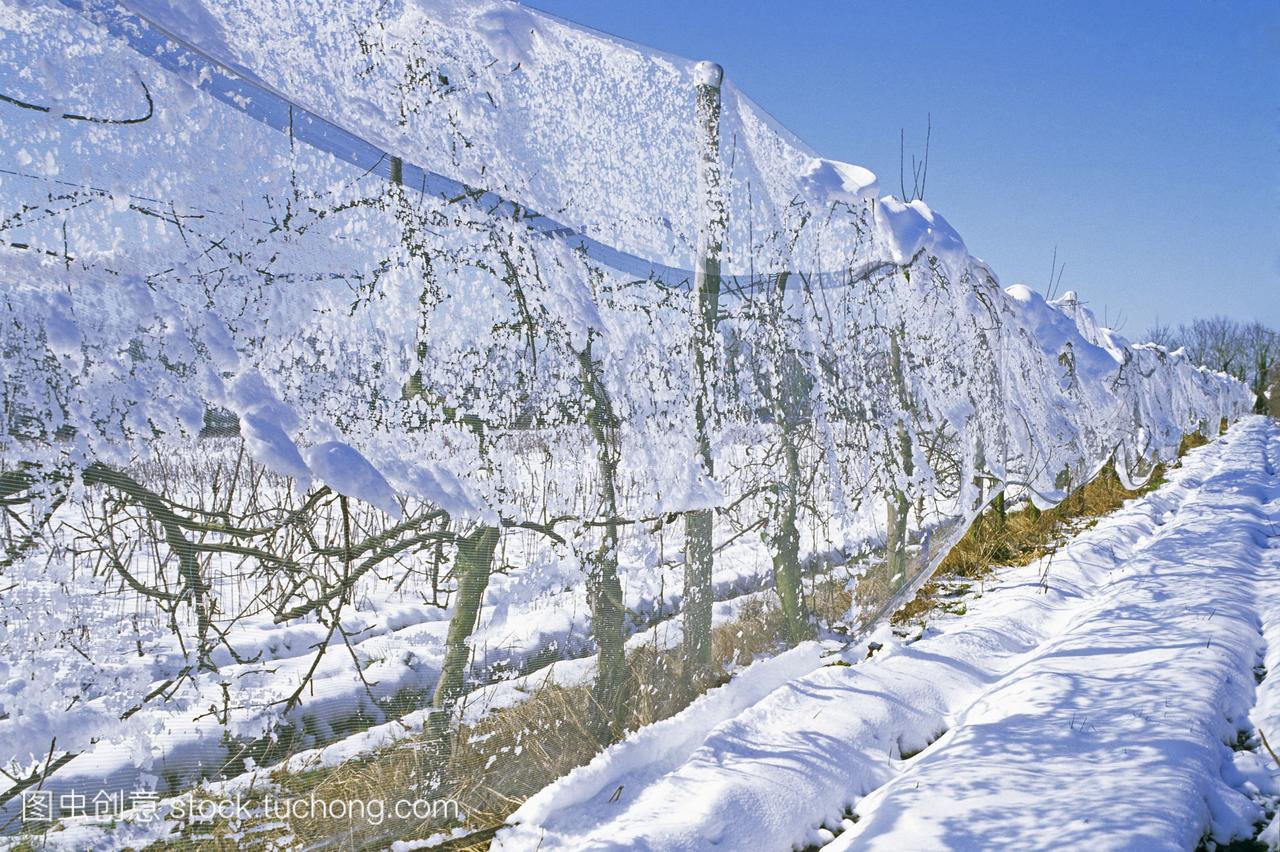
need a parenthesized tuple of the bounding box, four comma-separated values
(683, 60, 725, 682)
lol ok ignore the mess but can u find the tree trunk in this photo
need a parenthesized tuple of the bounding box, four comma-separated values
(683, 508, 715, 677)
(588, 528, 625, 740)
(884, 331, 915, 598)
(766, 273, 809, 645)
(426, 525, 499, 748)
(772, 431, 808, 644)
(577, 343, 627, 741)
(885, 488, 910, 593)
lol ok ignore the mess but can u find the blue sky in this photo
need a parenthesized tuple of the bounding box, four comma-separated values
(523, 0, 1280, 335)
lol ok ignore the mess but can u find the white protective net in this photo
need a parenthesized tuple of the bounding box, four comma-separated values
(0, 0, 1249, 842)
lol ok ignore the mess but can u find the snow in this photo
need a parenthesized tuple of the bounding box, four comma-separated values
(122, 0, 238, 73)
(497, 417, 1280, 850)
(692, 60, 723, 88)
(239, 413, 313, 490)
(306, 440, 401, 516)
(799, 157, 879, 206)
(198, 309, 240, 371)
(43, 298, 82, 361)
(511, 641, 833, 829)
(0, 489, 793, 834)
(0, 0, 1254, 845)
(472, 5, 547, 69)
(0, 0, 1243, 535)
(875, 196, 965, 266)
(836, 419, 1280, 850)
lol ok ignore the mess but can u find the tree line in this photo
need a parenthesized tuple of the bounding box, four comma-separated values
(1147, 317, 1278, 414)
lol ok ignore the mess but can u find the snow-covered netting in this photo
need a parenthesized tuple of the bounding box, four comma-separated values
(0, 0, 1248, 837)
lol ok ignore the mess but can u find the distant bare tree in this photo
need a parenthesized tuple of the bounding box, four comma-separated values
(1176, 316, 1244, 378)
(1152, 316, 1278, 414)
(1144, 320, 1177, 349)
(1241, 321, 1279, 414)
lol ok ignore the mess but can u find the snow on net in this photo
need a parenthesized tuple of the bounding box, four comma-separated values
(0, 0, 1249, 832)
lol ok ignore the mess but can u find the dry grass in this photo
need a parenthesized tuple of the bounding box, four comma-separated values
(806, 574, 855, 630)
(263, 685, 604, 848)
(1181, 430, 1211, 454)
(711, 596, 791, 668)
(276, 606, 786, 847)
(893, 469, 1148, 627)
(147, 595, 796, 850)
(894, 431, 1213, 627)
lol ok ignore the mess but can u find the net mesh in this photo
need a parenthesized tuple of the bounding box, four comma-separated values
(0, 0, 1248, 845)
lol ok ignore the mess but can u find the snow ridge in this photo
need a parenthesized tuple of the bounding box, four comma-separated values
(498, 418, 1280, 851)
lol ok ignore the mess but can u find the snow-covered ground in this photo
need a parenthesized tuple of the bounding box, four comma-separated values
(498, 416, 1280, 851)
(0, 492, 787, 828)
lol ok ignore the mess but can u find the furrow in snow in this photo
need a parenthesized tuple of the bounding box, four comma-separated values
(830, 417, 1280, 850)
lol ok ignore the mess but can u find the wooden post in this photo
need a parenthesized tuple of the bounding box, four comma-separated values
(683, 60, 725, 681)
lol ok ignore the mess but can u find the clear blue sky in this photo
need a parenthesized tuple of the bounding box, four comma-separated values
(522, 0, 1280, 335)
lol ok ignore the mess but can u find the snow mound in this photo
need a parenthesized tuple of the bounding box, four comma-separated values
(875, 196, 966, 266)
(306, 441, 401, 517)
(799, 157, 879, 206)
